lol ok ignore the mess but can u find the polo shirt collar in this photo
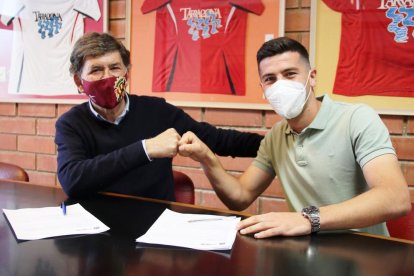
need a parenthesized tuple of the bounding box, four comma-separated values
(307, 94, 331, 130)
(284, 94, 332, 134)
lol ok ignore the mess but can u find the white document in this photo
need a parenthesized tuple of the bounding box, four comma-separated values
(3, 203, 110, 240)
(136, 209, 241, 251)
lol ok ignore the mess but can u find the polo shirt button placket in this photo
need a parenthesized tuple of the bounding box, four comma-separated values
(296, 136, 308, 166)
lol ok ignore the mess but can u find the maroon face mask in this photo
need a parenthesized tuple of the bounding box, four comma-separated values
(82, 75, 128, 109)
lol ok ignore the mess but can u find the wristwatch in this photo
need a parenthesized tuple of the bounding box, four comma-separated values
(301, 206, 320, 233)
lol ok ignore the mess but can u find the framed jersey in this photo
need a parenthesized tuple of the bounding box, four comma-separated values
(0, 0, 107, 103)
(129, 0, 285, 109)
(315, 0, 414, 114)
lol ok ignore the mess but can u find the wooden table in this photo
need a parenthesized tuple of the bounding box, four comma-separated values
(1, 180, 413, 276)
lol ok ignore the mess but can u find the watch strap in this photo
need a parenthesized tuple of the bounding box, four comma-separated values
(301, 206, 320, 233)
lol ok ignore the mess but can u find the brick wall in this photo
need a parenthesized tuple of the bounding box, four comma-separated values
(0, 0, 413, 213)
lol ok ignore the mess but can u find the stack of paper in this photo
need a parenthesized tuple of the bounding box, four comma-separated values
(3, 203, 110, 240)
(136, 209, 240, 251)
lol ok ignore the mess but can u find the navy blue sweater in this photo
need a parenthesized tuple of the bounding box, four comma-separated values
(55, 95, 263, 200)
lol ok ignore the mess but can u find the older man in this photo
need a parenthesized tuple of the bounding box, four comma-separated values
(55, 32, 263, 200)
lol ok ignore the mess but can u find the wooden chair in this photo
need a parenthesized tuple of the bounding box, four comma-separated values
(0, 162, 29, 182)
(173, 170, 195, 204)
(387, 203, 414, 241)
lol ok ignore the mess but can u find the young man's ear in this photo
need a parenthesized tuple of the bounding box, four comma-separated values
(73, 74, 83, 93)
(309, 69, 317, 87)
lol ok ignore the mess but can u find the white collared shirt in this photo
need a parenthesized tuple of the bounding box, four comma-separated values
(88, 94, 130, 125)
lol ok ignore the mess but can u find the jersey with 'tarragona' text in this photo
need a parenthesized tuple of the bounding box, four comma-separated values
(141, 0, 264, 95)
(323, 0, 414, 97)
(0, 0, 101, 95)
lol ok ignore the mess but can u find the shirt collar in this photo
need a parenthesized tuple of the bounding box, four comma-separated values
(88, 94, 130, 125)
(307, 94, 331, 130)
(284, 94, 331, 134)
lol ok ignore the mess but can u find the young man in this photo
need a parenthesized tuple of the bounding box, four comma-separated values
(178, 37, 411, 237)
(55, 32, 263, 200)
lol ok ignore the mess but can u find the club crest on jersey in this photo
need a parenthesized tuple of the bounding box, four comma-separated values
(180, 8, 222, 41)
(33, 11, 63, 39)
(378, 1, 414, 43)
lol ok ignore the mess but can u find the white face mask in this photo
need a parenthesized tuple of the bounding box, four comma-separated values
(264, 72, 311, 119)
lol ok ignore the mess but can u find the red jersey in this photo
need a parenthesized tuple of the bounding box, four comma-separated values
(141, 0, 264, 95)
(323, 0, 414, 97)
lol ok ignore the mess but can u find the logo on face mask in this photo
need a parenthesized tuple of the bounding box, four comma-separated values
(264, 72, 311, 119)
(82, 75, 128, 109)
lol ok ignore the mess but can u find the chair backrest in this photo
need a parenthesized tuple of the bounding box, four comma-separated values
(0, 162, 29, 182)
(173, 170, 195, 204)
(387, 203, 414, 241)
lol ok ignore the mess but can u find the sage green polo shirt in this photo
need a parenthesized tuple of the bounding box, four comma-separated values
(253, 95, 395, 236)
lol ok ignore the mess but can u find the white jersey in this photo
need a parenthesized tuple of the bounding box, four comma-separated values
(0, 0, 101, 95)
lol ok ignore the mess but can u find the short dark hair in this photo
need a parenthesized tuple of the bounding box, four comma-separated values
(256, 37, 310, 68)
(69, 32, 130, 75)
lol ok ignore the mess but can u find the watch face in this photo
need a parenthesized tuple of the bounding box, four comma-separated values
(307, 206, 319, 214)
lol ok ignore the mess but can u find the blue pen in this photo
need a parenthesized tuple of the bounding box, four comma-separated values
(61, 202, 66, 216)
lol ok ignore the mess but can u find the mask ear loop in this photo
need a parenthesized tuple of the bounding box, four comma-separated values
(77, 79, 85, 95)
(300, 70, 313, 109)
(302, 70, 312, 112)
